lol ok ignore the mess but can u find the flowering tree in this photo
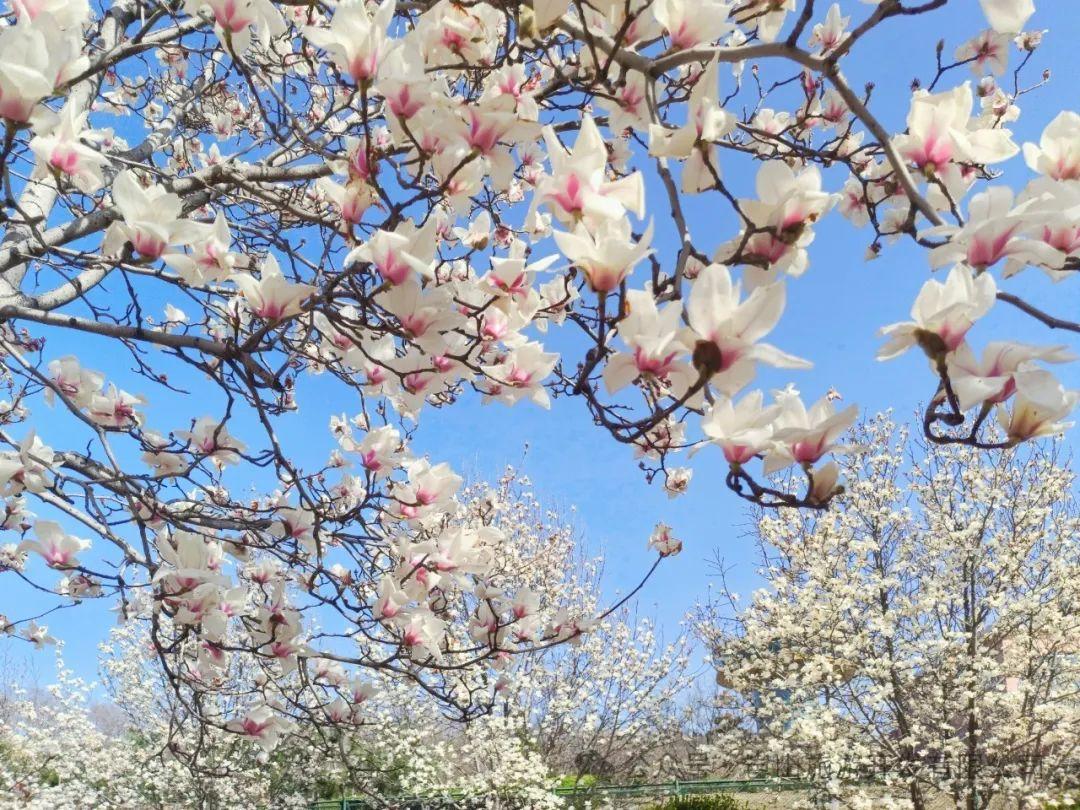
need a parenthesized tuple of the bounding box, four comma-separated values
(698, 415, 1080, 810)
(0, 0, 1077, 756)
(0, 657, 326, 808)
(0, 471, 693, 805)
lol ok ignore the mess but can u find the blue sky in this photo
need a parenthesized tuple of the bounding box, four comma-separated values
(6, 0, 1080, 688)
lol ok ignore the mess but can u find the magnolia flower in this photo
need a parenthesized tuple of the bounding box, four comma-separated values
(460, 100, 537, 163)
(553, 217, 654, 293)
(141, 431, 186, 477)
(735, 162, 835, 275)
(29, 103, 108, 192)
(59, 573, 101, 599)
(373, 575, 409, 619)
(648, 522, 682, 557)
(648, 59, 735, 193)
(808, 4, 849, 54)
(481, 342, 559, 408)
(550, 607, 595, 644)
(536, 115, 645, 229)
(764, 386, 858, 473)
(893, 83, 1018, 176)
(19, 520, 90, 568)
(0, 431, 55, 495)
(88, 383, 145, 429)
(179, 417, 246, 467)
(155, 530, 225, 591)
(164, 211, 241, 285)
(510, 587, 540, 621)
(395, 609, 446, 662)
(350, 679, 375, 704)
(598, 71, 649, 134)
(997, 370, 1078, 442)
(682, 263, 810, 396)
(45, 356, 104, 409)
(947, 341, 1074, 411)
(979, 0, 1035, 34)
(433, 526, 494, 576)
(1014, 180, 1080, 279)
(317, 176, 377, 226)
(377, 41, 438, 123)
(303, 0, 395, 85)
(454, 210, 492, 250)
(232, 255, 315, 321)
(806, 460, 842, 506)
(0, 15, 86, 124)
(1023, 111, 1080, 181)
(480, 248, 552, 306)
(878, 266, 997, 361)
(654, 0, 734, 51)
(396, 459, 463, 520)
(10, 0, 90, 27)
(925, 187, 1061, 275)
(663, 467, 692, 498)
(226, 705, 292, 753)
(352, 424, 403, 477)
(345, 219, 436, 285)
(272, 506, 317, 552)
(955, 28, 1010, 76)
(701, 390, 779, 464)
(184, 0, 285, 53)
(103, 171, 195, 260)
(604, 290, 694, 396)
(529, 0, 568, 32)
(23, 620, 56, 649)
(732, 0, 796, 42)
(378, 279, 463, 353)
(0, 498, 32, 533)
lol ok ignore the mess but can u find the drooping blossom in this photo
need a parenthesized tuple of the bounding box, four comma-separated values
(996, 370, 1079, 442)
(925, 187, 1062, 275)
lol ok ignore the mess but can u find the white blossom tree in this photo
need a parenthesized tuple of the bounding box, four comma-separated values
(0, 0, 1079, 763)
(698, 415, 1080, 810)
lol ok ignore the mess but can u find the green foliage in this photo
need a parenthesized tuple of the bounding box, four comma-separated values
(557, 773, 598, 789)
(38, 766, 60, 788)
(647, 795, 748, 810)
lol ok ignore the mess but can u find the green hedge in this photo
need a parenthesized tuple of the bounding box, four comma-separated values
(646, 796, 748, 810)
